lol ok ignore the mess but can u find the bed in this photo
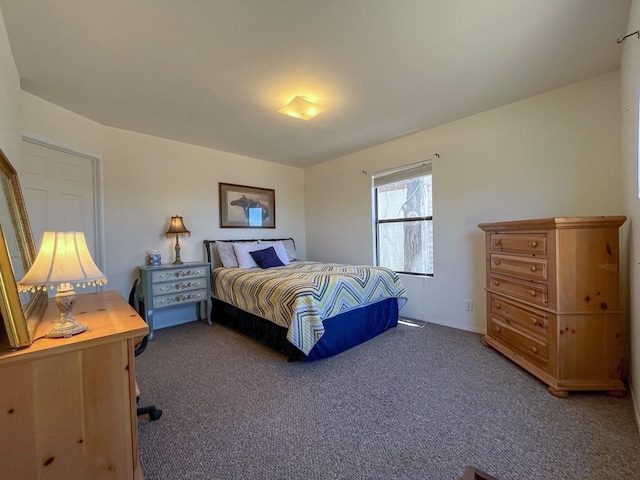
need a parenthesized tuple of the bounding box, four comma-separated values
(204, 238, 407, 361)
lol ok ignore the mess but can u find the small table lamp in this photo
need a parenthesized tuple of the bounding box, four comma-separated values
(17, 232, 107, 338)
(165, 215, 190, 264)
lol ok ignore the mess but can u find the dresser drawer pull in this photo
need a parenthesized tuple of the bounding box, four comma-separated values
(494, 259, 501, 265)
(494, 239, 503, 246)
(494, 302, 501, 309)
(529, 265, 537, 272)
(493, 325, 501, 333)
(531, 317, 538, 325)
(493, 280, 500, 286)
(529, 346, 538, 354)
(529, 290, 537, 297)
(529, 241, 537, 247)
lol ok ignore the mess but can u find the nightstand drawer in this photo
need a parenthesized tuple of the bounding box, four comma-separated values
(490, 233, 547, 255)
(152, 278, 207, 296)
(152, 289, 208, 309)
(151, 267, 207, 283)
(490, 317, 549, 370)
(490, 254, 547, 282)
(490, 293, 549, 339)
(489, 273, 547, 307)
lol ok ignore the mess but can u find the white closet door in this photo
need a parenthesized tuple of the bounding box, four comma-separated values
(20, 138, 102, 270)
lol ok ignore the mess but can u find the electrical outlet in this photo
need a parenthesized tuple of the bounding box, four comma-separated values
(465, 300, 473, 311)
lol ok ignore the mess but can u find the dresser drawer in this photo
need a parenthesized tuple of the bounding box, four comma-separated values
(490, 254, 547, 282)
(489, 273, 547, 307)
(490, 233, 547, 255)
(489, 317, 549, 370)
(151, 267, 208, 283)
(152, 278, 207, 296)
(490, 293, 549, 339)
(152, 289, 208, 309)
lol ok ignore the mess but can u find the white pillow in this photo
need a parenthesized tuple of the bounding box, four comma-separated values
(256, 241, 290, 265)
(232, 243, 261, 269)
(216, 241, 256, 268)
(280, 238, 297, 261)
(234, 241, 289, 269)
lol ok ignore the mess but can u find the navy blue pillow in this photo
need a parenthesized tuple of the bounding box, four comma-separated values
(249, 246, 284, 269)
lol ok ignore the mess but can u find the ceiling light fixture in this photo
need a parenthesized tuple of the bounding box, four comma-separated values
(278, 96, 326, 121)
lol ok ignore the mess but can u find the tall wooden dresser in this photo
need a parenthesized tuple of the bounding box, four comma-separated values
(478, 216, 626, 398)
(0, 290, 148, 479)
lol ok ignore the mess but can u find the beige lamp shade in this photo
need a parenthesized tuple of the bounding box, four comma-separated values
(278, 96, 326, 121)
(18, 231, 107, 292)
(17, 232, 106, 338)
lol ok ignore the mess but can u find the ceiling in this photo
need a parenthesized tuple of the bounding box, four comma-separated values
(0, 0, 632, 168)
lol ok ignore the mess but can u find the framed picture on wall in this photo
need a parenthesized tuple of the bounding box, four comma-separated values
(219, 183, 276, 228)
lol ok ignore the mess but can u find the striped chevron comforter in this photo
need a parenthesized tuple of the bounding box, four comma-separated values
(211, 261, 407, 354)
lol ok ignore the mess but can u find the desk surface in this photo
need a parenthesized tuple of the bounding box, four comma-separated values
(0, 290, 148, 365)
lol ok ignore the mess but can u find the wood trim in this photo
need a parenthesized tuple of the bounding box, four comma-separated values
(479, 216, 627, 232)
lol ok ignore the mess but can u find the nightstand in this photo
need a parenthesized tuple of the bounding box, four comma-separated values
(139, 261, 211, 339)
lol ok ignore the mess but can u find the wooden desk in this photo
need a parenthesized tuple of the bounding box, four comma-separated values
(0, 290, 148, 479)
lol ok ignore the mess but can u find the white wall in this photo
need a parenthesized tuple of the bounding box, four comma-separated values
(0, 4, 23, 165)
(19, 95, 306, 329)
(102, 127, 305, 313)
(621, 0, 640, 429)
(305, 71, 623, 333)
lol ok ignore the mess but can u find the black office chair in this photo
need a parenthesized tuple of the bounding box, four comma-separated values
(129, 279, 162, 421)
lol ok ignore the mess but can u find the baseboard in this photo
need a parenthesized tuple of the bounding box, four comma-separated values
(420, 317, 486, 335)
(153, 317, 197, 331)
(631, 381, 640, 435)
(150, 303, 206, 331)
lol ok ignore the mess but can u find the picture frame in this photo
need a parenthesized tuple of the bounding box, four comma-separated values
(219, 183, 276, 228)
(0, 149, 47, 348)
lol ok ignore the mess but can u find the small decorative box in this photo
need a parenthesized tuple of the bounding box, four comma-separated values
(148, 253, 161, 266)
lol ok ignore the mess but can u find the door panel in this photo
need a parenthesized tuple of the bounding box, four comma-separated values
(21, 140, 97, 257)
(20, 139, 103, 296)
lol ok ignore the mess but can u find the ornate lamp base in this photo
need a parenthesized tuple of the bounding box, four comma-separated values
(173, 240, 183, 264)
(46, 284, 88, 338)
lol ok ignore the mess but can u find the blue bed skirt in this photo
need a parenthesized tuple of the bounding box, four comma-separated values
(210, 297, 399, 361)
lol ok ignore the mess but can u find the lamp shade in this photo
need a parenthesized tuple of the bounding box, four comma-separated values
(165, 216, 191, 237)
(278, 96, 326, 121)
(17, 232, 107, 292)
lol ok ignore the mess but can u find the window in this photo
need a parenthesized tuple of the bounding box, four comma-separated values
(373, 162, 433, 276)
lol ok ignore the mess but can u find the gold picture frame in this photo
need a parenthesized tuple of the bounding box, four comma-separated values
(0, 149, 47, 348)
(219, 183, 276, 228)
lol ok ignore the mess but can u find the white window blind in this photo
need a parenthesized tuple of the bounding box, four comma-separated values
(373, 162, 431, 188)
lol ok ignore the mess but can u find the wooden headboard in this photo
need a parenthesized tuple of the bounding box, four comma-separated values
(203, 238, 296, 267)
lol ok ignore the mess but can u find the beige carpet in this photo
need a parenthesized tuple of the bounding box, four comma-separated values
(136, 319, 640, 480)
